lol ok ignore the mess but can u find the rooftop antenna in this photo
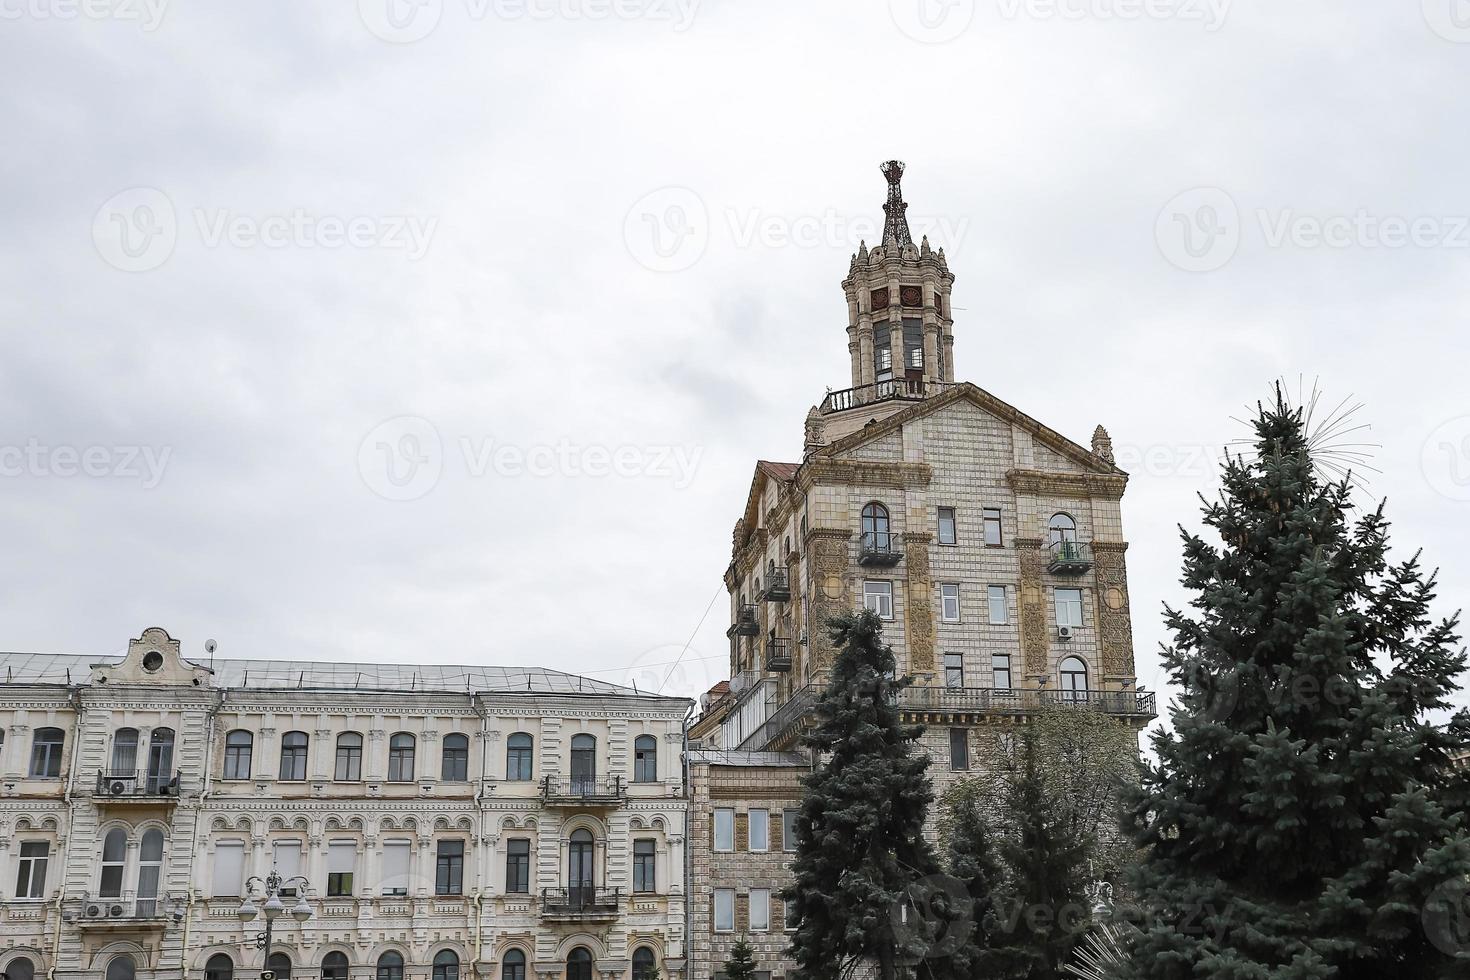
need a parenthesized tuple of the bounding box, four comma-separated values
(298, 671, 304, 688)
(205, 638, 217, 671)
(355, 672, 362, 688)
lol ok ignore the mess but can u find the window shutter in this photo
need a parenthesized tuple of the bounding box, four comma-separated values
(213, 842, 244, 896)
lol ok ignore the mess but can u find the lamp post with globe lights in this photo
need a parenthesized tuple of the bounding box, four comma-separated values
(236, 870, 313, 979)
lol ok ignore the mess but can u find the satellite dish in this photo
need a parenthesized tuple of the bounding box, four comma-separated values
(204, 639, 217, 654)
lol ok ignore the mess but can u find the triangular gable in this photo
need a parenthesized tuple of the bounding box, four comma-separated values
(816, 383, 1124, 476)
(737, 459, 801, 543)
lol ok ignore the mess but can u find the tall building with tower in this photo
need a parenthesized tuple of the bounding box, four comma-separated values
(686, 162, 1156, 980)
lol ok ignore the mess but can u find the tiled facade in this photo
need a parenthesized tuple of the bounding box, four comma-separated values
(0, 629, 690, 980)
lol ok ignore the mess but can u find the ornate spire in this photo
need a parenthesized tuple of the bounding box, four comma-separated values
(879, 160, 913, 248)
(1091, 425, 1115, 464)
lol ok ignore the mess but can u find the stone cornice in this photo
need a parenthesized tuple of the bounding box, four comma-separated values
(796, 458, 932, 492)
(1006, 468, 1128, 500)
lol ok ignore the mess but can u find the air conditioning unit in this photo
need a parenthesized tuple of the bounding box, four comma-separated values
(109, 781, 127, 796)
(1056, 625, 1074, 640)
(85, 904, 104, 919)
(108, 904, 125, 917)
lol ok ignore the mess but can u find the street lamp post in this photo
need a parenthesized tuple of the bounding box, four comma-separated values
(237, 870, 313, 979)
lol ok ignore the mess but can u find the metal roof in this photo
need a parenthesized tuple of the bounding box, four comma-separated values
(0, 652, 684, 701)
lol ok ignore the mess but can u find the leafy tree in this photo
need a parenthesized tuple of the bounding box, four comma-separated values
(782, 608, 940, 980)
(1120, 388, 1470, 978)
(935, 783, 1030, 979)
(722, 939, 757, 980)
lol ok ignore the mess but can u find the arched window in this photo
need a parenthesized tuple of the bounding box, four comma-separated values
(29, 727, 64, 777)
(146, 728, 175, 792)
(502, 950, 527, 980)
(223, 730, 253, 780)
(110, 728, 139, 773)
(442, 733, 470, 781)
(321, 952, 350, 980)
(279, 731, 309, 781)
(433, 950, 461, 980)
(205, 953, 235, 980)
(335, 733, 363, 781)
(633, 735, 657, 783)
(377, 951, 405, 980)
(570, 734, 596, 794)
(861, 502, 891, 552)
(136, 829, 164, 915)
(1048, 513, 1078, 546)
(566, 947, 593, 980)
(1059, 657, 1088, 702)
(506, 733, 533, 781)
(266, 952, 293, 980)
(388, 733, 416, 782)
(568, 828, 595, 905)
(105, 955, 137, 980)
(5, 957, 36, 980)
(632, 947, 658, 980)
(100, 828, 127, 897)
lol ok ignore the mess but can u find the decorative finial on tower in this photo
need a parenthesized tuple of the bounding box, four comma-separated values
(804, 406, 827, 457)
(1091, 425, 1115, 464)
(880, 160, 913, 248)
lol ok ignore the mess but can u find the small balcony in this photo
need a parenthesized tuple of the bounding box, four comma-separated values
(820, 378, 954, 414)
(72, 892, 178, 928)
(757, 569, 791, 603)
(540, 775, 626, 807)
(540, 886, 621, 921)
(725, 605, 759, 637)
(898, 686, 1157, 721)
(1047, 540, 1093, 575)
(858, 531, 903, 567)
(92, 770, 183, 803)
(766, 639, 793, 672)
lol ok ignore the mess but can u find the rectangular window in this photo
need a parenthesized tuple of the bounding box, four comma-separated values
(29, 730, 63, 778)
(748, 809, 769, 852)
(223, 734, 252, 780)
(992, 654, 1013, 692)
(435, 840, 464, 895)
(274, 840, 303, 896)
(327, 840, 355, 897)
(279, 734, 308, 781)
(937, 507, 956, 545)
(783, 809, 800, 852)
(750, 888, 770, 932)
(950, 729, 969, 771)
(940, 583, 960, 622)
(863, 581, 893, 620)
(983, 508, 1003, 546)
(16, 841, 50, 899)
(1055, 588, 1084, 627)
(945, 652, 964, 689)
(633, 839, 656, 893)
(506, 839, 531, 894)
(713, 808, 735, 852)
(335, 737, 362, 781)
(382, 839, 412, 896)
(714, 888, 735, 932)
(212, 841, 244, 897)
(988, 585, 1008, 625)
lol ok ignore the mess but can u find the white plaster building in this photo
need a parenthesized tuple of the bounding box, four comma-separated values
(0, 628, 691, 980)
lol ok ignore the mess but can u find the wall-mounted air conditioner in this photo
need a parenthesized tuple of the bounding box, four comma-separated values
(1056, 625, 1074, 640)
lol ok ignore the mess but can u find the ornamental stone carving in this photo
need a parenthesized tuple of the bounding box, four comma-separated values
(1016, 538, 1049, 674)
(1092, 542, 1136, 676)
(806, 529, 852, 669)
(902, 532, 936, 674)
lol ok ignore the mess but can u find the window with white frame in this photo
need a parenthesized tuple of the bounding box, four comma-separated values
(748, 809, 769, 852)
(1055, 588, 1084, 628)
(992, 654, 1013, 692)
(863, 581, 893, 620)
(713, 808, 734, 851)
(100, 828, 127, 897)
(982, 507, 1003, 546)
(16, 841, 50, 897)
(382, 838, 412, 896)
(750, 888, 770, 932)
(937, 507, 957, 545)
(327, 840, 355, 896)
(988, 585, 1008, 625)
(945, 653, 964, 689)
(714, 888, 735, 931)
(212, 841, 244, 897)
(940, 583, 960, 622)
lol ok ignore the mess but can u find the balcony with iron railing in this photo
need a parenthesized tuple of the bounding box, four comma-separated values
(725, 604, 759, 638)
(71, 891, 181, 926)
(858, 531, 903, 567)
(756, 569, 791, 603)
(92, 769, 183, 802)
(766, 639, 793, 672)
(899, 686, 1156, 720)
(1047, 540, 1094, 575)
(820, 378, 954, 414)
(540, 886, 622, 921)
(737, 683, 817, 751)
(540, 775, 626, 807)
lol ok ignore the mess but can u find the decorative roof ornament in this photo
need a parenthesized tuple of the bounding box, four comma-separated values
(1091, 425, 1115, 464)
(804, 406, 827, 457)
(879, 160, 914, 248)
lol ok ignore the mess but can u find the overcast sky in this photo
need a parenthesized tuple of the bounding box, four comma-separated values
(2, 1, 1468, 721)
